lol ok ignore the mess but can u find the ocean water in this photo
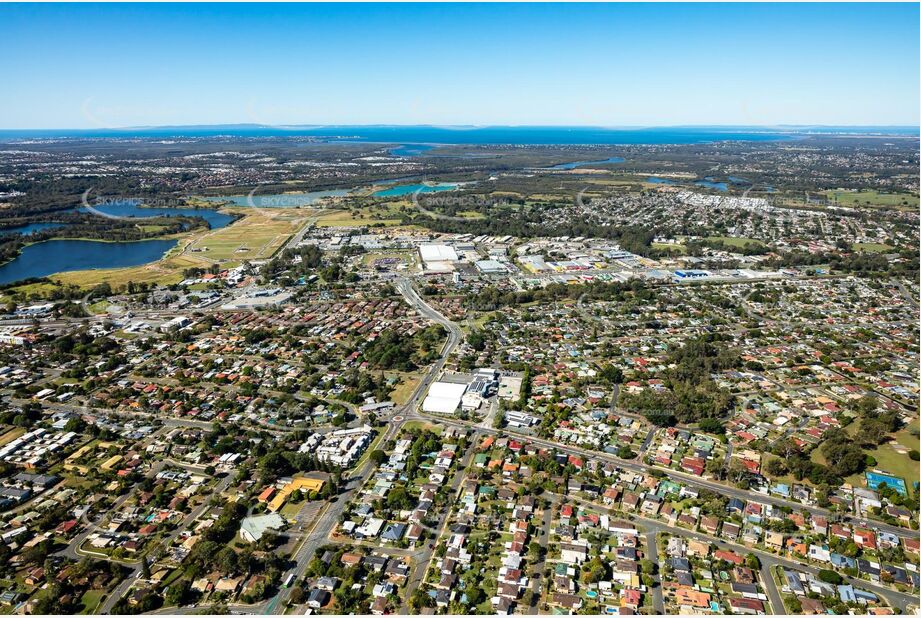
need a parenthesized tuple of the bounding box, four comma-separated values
(7, 125, 912, 144)
(1, 125, 916, 146)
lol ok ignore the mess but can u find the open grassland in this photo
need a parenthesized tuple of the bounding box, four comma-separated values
(1, 281, 62, 300)
(652, 242, 687, 254)
(401, 420, 442, 434)
(852, 242, 895, 253)
(309, 200, 487, 227)
(704, 235, 766, 248)
(386, 371, 422, 405)
(314, 207, 404, 227)
(824, 189, 919, 210)
(185, 207, 306, 261)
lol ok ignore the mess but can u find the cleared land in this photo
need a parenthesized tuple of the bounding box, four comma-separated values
(824, 189, 919, 210)
(386, 372, 423, 405)
(853, 242, 894, 253)
(185, 207, 307, 261)
(314, 208, 404, 227)
(704, 235, 766, 248)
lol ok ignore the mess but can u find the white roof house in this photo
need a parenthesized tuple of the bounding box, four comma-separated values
(422, 381, 467, 414)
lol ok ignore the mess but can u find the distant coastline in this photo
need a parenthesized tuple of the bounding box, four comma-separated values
(0, 124, 917, 145)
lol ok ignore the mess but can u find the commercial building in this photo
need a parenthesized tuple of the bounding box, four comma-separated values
(422, 381, 468, 415)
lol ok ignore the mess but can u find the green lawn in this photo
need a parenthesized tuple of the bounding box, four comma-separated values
(825, 190, 919, 210)
(79, 589, 106, 614)
(894, 418, 920, 450)
(652, 242, 687, 254)
(401, 420, 442, 434)
(704, 236, 766, 249)
(280, 500, 305, 519)
(841, 421, 920, 495)
(852, 242, 894, 253)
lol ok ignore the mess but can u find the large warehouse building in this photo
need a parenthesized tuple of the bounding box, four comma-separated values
(421, 381, 468, 414)
(419, 244, 459, 271)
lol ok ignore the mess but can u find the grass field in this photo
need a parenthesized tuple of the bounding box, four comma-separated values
(846, 440, 919, 496)
(1, 280, 65, 301)
(79, 589, 106, 614)
(852, 242, 894, 253)
(314, 208, 404, 227)
(362, 251, 416, 269)
(704, 236, 766, 248)
(808, 420, 919, 495)
(280, 499, 306, 519)
(387, 372, 422, 405)
(0, 427, 25, 447)
(825, 190, 919, 210)
(652, 241, 687, 254)
(185, 207, 307, 261)
(401, 420, 441, 434)
(88, 300, 110, 314)
(310, 199, 484, 228)
(847, 419, 921, 494)
(895, 418, 920, 450)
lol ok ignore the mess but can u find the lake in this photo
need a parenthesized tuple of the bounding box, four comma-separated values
(85, 200, 235, 229)
(0, 222, 69, 236)
(203, 190, 350, 207)
(372, 183, 458, 197)
(647, 176, 679, 185)
(548, 156, 625, 170)
(390, 144, 435, 157)
(694, 177, 729, 191)
(0, 238, 178, 285)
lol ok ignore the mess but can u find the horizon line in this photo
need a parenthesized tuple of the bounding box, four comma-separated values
(0, 123, 919, 133)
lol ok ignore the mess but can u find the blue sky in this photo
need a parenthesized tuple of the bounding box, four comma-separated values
(0, 3, 918, 128)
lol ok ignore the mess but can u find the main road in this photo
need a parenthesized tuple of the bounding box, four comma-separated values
(142, 272, 916, 614)
(264, 278, 463, 613)
(392, 278, 914, 540)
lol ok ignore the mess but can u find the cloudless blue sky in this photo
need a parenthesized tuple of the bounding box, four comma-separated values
(0, 3, 918, 128)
